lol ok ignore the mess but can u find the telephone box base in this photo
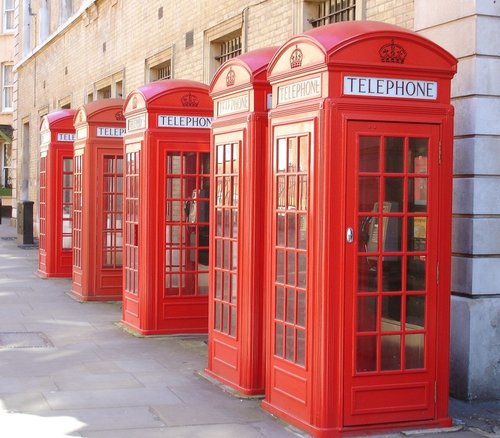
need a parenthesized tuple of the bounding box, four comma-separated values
(68, 290, 122, 303)
(261, 400, 452, 437)
(203, 368, 265, 397)
(119, 320, 207, 337)
(37, 270, 71, 279)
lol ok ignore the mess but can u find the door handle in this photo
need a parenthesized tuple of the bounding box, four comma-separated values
(346, 227, 354, 243)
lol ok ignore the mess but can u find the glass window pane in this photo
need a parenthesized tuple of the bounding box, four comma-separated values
(297, 291, 306, 327)
(288, 137, 297, 172)
(297, 253, 306, 288)
(287, 214, 296, 247)
(405, 334, 425, 369)
(382, 257, 402, 291)
(286, 288, 295, 323)
(408, 216, 427, 251)
(298, 214, 307, 249)
(277, 175, 286, 209)
(359, 177, 379, 212)
(298, 136, 308, 172)
(285, 326, 294, 361)
(384, 137, 404, 173)
(382, 216, 402, 252)
(287, 176, 296, 209)
(276, 286, 284, 320)
(407, 256, 426, 291)
(409, 177, 428, 211)
(358, 256, 378, 292)
(409, 138, 428, 173)
(381, 335, 401, 370)
(276, 249, 284, 283)
(356, 336, 377, 372)
(297, 329, 305, 366)
(382, 295, 401, 331)
(286, 251, 295, 285)
(384, 178, 403, 211)
(277, 138, 287, 172)
(298, 176, 307, 210)
(230, 306, 237, 337)
(277, 213, 285, 246)
(275, 323, 283, 357)
(406, 295, 425, 329)
(357, 296, 377, 332)
(359, 136, 379, 173)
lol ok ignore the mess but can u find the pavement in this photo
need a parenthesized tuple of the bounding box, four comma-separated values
(0, 221, 498, 438)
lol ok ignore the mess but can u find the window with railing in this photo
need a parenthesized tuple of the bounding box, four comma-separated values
(309, 0, 356, 27)
(215, 33, 242, 65)
(150, 60, 172, 81)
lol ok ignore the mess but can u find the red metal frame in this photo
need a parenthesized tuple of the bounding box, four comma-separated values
(262, 21, 456, 436)
(206, 47, 278, 396)
(71, 99, 125, 301)
(122, 80, 213, 335)
(38, 109, 76, 278)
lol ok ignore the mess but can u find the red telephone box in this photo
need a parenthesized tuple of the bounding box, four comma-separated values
(71, 99, 125, 301)
(206, 47, 277, 395)
(38, 109, 76, 278)
(121, 80, 213, 335)
(262, 21, 457, 435)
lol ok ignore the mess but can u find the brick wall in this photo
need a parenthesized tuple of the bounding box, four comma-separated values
(366, 0, 414, 29)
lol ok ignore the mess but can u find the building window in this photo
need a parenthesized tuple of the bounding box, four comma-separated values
(97, 85, 111, 100)
(2, 64, 13, 111)
(1, 142, 12, 188)
(150, 60, 172, 81)
(3, 0, 14, 32)
(309, 0, 356, 27)
(204, 15, 243, 82)
(214, 32, 242, 68)
(60, 0, 73, 23)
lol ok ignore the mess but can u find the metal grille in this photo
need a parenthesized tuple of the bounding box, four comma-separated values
(153, 61, 172, 81)
(215, 35, 242, 64)
(310, 0, 356, 27)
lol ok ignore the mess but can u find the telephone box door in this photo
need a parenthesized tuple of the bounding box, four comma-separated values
(344, 121, 440, 426)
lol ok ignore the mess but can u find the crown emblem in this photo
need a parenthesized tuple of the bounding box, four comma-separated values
(290, 46, 303, 68)
(379, 39, 407, 64)
(132, 96, 138, 109)
(226, 68, 235, 87)
(115, 110, 125, 121)
(181, 93, 199, 107)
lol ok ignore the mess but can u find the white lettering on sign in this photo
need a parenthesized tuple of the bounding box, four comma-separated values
(57, 133, 75, 142)
(127, 114, 146, 132)
(76, 126, 88, 140)
(343, 76, 438, 100)
(158, 115, 213, 129)
(40, 131, 50, 146)
(96, 127, 126, 137)
(217, 94, 249, 116)
(278, 77, 321, 104)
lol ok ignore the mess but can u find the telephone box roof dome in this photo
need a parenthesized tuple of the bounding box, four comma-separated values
(268, 20, 456, 78)
(41, 109, 77, 129)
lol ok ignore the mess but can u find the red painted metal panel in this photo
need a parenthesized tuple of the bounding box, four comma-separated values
(122, 80, 213, 335)
(262, 21, 456, 436)
(38, 109, 76, 278)
(70, 99, 125, 301)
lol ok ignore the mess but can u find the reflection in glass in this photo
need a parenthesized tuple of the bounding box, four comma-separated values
(409, 177, 428, 210)
(409, 138, 428, 173)
(276, 250, 284, 283)
(287, 176, 296, 209)
(287, 251, 295, 285)
(359, 136, 379, 173)
(298, 176, 308, 210)
(286, 288, 295, 323)
(276, 286, 284, 320)
(406, 295, 425, 329)
(382, 295, 401, 331)
(381, 335, 401, 370)
(297, 253, 306, 288)
(287, 214, 296, 247)
(357, 296, 377, 332)
(286, 326, 294, 361)
(358, 256, 378, 292)
(405, 334, 425, 369)
(356, 336, 377, 372)
(288, 137, 297, 172)
(277, 138, 287, 172)
(297, 329, 305, 366)
(298, 215, 307, 249)
(277, 213, 285, 246)
(384, 178, 403, 211)
(407, 256, 426, 291)
(230, 307, 236, 336)
(275, 323, 283, 356)
(358, 177, 379, 212)
(408, 216, 427, 251)
(384, 137, 404, 173)
(299, 136, 308, 172)
(382, 257, 402, 291)
(297, 291, 306, 327)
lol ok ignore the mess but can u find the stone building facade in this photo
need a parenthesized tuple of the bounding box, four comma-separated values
(12, 0, 500, 400)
